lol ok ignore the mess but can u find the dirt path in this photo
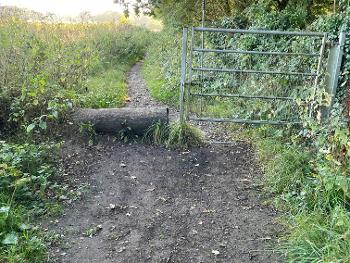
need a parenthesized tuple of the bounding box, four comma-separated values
(126, 61, 163, 108)
(46, 62, 281, 263)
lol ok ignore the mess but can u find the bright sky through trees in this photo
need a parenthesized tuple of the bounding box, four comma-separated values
(0, 0, 123, 16)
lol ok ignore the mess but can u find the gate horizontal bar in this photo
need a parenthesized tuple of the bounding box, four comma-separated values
(189, 116, 301, 125)
(192, 67, 317, 77)
(193, 48, 319, 57)
(193, 27, 325, 37)
(190, 92, 295, 101)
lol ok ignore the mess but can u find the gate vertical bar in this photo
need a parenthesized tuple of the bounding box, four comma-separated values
(187, 28, 195, 120)
(309, 33, 327, 118)
(180, 27, 189, 124)
(200, 0, 206, 115)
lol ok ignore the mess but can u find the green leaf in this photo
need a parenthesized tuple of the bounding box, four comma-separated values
(14, 177, 31, 187)
(52, 111, 59, 119)
(2, 233, 18, 245)
(19, 223, 30, 231)
(26, 123, 36, 133)
(39, 120, 47, 130)
(0, 206, 10, 215)
(67, 102, 73, 108)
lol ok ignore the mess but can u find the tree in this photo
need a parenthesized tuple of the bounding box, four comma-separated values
(114, 0, 257, 26)
(113, 0, 336, 26)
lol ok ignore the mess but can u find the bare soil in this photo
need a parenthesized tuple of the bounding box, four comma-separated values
(45, 62, 282, 263)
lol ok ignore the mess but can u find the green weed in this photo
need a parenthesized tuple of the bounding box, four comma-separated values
(166, 122, 204, 149)
(144, 121, 204, 149)
(143, 121, 170, 145)
(79, 122, 97, 146)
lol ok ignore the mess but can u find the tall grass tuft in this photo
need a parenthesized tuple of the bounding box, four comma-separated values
(144, 121, 204, 149)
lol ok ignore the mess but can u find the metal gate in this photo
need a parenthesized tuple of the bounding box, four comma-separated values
(179, 27, 345, 125)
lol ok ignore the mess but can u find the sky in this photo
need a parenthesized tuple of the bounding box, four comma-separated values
(0, 0, 123, 16)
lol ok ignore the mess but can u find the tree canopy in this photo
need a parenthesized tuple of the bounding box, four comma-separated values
(114, 0, 338, 26)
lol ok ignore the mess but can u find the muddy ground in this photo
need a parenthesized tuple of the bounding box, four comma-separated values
(45, 63, 282, 263)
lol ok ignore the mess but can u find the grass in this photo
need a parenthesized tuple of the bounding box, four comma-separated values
(0, 191, 46, 263)
(282, 207, 350, 263)
(144, 121, 204, 149)
(141, 28, 182, 107)
(256, 139, 311, 196)
(0, 142, 59, 262)
(82, 65, 129, 108)
(229, 124, 350, 262)
(143, 121, 170, 145)
(166, 122, 204, 149)
(142, 62, 178, 106)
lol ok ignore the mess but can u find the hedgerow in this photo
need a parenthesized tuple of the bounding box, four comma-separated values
(144, 1, 350, 261)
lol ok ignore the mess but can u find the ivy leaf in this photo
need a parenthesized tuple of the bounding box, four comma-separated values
(39, 120, 47, 130)
(26, 123, 36, 133)
(2, 233, 18, 245)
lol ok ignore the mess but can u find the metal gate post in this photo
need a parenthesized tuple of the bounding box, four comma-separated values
(323, 31, 346, 120)
(179, 27, 189, 124)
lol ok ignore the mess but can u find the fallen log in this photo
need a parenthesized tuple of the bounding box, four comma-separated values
(73, 107, 169, 135)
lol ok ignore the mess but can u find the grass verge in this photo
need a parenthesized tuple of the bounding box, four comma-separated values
(232, 124, 350, 262)
(81, 65, 130, 109)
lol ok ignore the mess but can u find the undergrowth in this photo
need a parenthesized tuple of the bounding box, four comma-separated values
(0, 14, 153, 262)
(83, 66, 129, 109)
(144, 121, 204, 149)
(0, 141, 59, 262)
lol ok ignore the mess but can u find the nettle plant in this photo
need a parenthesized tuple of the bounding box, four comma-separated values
(0, 141, 58, 255)
(0, 142, 58, 201)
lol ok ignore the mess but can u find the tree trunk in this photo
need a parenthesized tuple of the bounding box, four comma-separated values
(73, 107, 169, 135)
